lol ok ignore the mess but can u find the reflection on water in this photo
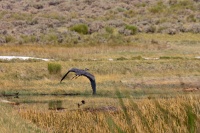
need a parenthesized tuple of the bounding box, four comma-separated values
(0, 94, 102, 112)
(1, 89, 199, 112)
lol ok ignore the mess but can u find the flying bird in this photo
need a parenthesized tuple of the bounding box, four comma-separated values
(60, 68, 96, 95)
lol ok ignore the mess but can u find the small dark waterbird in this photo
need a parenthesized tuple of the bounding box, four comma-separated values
(60, 68, 96, 95)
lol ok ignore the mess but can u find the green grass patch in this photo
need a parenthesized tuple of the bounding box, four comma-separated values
(116, 57, 127, 61)
(70, 24, 88, 35)
(185, 105, 197, 133)
(160, 56, 184, 60)
(125, 25, 138, 35)
(105, 26, 114, 34)
(48, 100, 63, 110)
(48, 63, 61, 75)
(131, 56, 143, 60)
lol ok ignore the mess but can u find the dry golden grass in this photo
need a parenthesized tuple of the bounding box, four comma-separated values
(0, 103, 45, 133)
(18, 95, 200, 133)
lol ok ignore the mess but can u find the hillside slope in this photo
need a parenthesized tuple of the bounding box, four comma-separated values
(0, 0, 199, 45)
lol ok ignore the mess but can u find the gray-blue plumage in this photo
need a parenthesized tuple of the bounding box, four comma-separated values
(60, 68, 96, 95)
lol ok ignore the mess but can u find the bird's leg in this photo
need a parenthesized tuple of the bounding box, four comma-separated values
(71, 75, 77, 80)
(74, 75, 80, 79)
(71, 75, 80, 80)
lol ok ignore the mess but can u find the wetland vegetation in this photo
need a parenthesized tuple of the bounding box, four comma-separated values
(0, 33, 200, 132)
(0, 0, 200, 132)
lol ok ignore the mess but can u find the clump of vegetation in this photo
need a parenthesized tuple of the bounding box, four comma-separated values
(186, 14, 196, 22)
(0, 11, 7, 19)
(124, 10, 136, 18)
(105, 26, 114, 34)
(160, 56, 184, 60)
(70, 24, 88, 35)
(125, 25, 138, 35)
(5, 35, 15, 43)
(116, 57, 127, 61)
(185, 105, 197, 133)
(170, 0, 196, 11)
(20, 35, 38, 44)
(149, 1, 167, 14)
(48, 63, 61, 75)
(44, 33, 58, 44)
(40, 12, 65, 21)
(131, 56, 143, 60)
(48, 100, 63, 110)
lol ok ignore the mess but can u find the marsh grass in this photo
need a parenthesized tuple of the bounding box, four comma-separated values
(115, 89, 134, 132)
(185, 105, 197, 133)
(106, 115, 125, 133)
(17, 95, 200, 133)
(0, 103, 45, 133)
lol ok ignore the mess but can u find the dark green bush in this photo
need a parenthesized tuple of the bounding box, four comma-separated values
(70, 24, 88, 34)
(125, 25, 138, 35)
(48, 63, 61, 75)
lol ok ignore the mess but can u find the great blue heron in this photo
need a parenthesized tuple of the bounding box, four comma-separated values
(60, 68, 96, 95)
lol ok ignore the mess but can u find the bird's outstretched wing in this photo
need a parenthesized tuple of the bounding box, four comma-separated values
(89, 78, 96, 95)
(83, 72, 96, 95)
(60, 68, 78, 83)
(60, 71, 71, 83)
(60, 68, 96, 95)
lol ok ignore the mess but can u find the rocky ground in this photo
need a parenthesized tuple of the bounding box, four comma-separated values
(0, 0, 199, 45)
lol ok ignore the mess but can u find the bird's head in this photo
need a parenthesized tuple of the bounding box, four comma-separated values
(85, 68, 89, 71)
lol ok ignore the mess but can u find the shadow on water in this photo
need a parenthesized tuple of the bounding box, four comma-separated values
(0, 92, 122, 111)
